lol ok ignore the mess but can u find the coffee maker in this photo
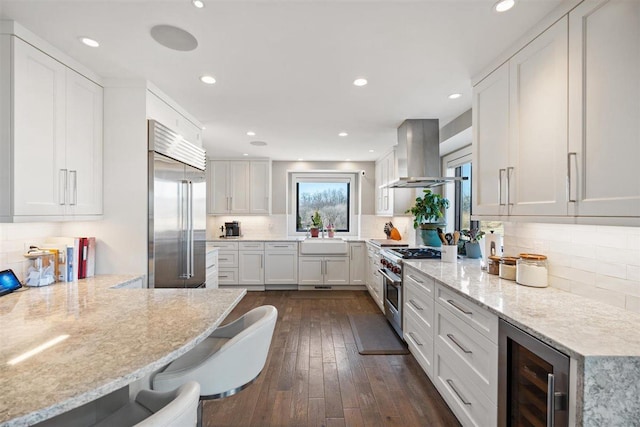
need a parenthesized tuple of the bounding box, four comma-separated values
(223, 221, 241, 238)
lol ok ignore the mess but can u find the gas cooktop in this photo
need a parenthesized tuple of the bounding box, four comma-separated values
(387, 247, 442, 259)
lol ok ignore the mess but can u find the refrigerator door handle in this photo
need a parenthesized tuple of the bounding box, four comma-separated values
(188, 180, 195, 278)
(180, 180, 190, 279)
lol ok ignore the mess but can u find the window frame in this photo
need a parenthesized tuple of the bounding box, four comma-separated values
(441, 146, 477, 232)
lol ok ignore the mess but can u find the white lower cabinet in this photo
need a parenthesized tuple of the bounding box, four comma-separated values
(349, 242, 366, 285)
(298, 256, 349, 289)
(205, 244, 218, 288)
(402, 265, 499, 427)
(210, 241, 239, 288)
(365, 243, 383, 312)
(264, 242, 298, 287)
(238, 242, 265, 290)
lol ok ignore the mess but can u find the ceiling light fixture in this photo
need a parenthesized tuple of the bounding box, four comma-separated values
(298, 158, 304, 161)
(247, 131, 256, 136)
(338, 132, 348, 137)
(192, 0, 205, 8)
(200, 75, 216, 85)
(369, 149, 374, 153)
(243, 153, 249, 156)
(494, 0, 515, 12)
(448, 93, 462, 99)
(353, 78, 368, 87)
(345, 159, 351, 161)
(80, 37, 100, 48)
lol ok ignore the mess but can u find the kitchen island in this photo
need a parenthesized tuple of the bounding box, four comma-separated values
(0, 276, 246, 426)
(405, 258, 640, 426)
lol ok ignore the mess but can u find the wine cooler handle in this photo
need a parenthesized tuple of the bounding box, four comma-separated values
(547, 373, 555, 427)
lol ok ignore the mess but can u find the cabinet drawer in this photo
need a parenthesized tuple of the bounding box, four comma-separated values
(404, 273, 435, 326)
(435, 303, 498, 403)
(405, 268, 435, 294)
(404, 308, 434, 379)
(436, 283, 498, 343)
(434, 349, 497, 427)
(265, 242, 297, 251)
(218, 251, 238, 268)
(239, 241, 264, 250)
(210, 241, 239, 250)
(218, 268, 238, 285)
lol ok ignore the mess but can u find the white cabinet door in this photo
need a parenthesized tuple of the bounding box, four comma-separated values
(229, 161, 250, 213)
(13, 37, 66, 216)
(238, 250, 264, 285)
(324, 257, 349, 285)
(250, 160, 271, 214)
(472, 63, 510, 217)
(349, 243, 366, 285)
(208, 161, 229, 214)
(509, 17, 568, 216)
(264, 251, 298, 285)
(375, 158, 384, 214)
(298, 257, 323, 285)
(568, 0, 640, 218)
(65, 69, 103, 216)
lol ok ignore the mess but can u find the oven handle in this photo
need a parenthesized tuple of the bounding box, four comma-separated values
(547, 373, 555, 427)
(378, 268, 401, 285)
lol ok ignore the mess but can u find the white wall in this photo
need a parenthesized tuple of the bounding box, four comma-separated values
(503, 222, 640, 313)
(0, 223, 62, 281)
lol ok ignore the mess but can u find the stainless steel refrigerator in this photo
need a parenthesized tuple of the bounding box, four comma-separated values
(148, 120, 207, 288)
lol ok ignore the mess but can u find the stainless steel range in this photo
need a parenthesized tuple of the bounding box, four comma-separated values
(379, 247, 441, 338)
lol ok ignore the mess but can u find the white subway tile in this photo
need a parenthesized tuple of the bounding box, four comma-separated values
(547, 252, 572, 268)
(548, 241, 573, 255)
(549, 265, 595, 285)
(628, 265, 640, 282)
(570, 283, 626, 309)
(571, 256, 596, 273)
(549, 276, 572, 292)
(595, 246, 640, 267)
(628, 234, 640, 251)
(571, 243, 596, 259)
(596, 261, 628, 280)
(595, 275, 640, 297)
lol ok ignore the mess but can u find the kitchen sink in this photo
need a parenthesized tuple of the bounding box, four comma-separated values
(299, 238, 348, 255)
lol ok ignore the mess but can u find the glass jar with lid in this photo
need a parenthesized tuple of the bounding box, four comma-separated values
(487, 256, 501, 275)
(499, 257, 518, 281)
(516, 254, 548, 287)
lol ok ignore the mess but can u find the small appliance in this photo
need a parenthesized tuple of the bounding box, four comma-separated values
(224, 221, 241, 238)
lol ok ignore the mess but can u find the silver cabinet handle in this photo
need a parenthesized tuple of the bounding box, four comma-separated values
(188, 181, 194, 278)
(408, 274, 423, 284)
(498, 168, 506, 206)
(506, 166, 514, 206)
(446, 379, 471, 406)
(447, 333, 472, 354)
(547, 373, 555, 427)
(59, 169, 68, 205)
(447, 299, 472, 315)
(409, 299, 424, 311)
(260, 254, 263, 269)
(408, 332, 423, 346)
(272, 245, 289, 248)
(567, 152, 577, 203)
(350, 247, 353, 260)
(69, 170, 77, 205)
(219, 275, 229, 279)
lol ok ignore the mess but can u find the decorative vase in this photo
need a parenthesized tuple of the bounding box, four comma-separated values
(310, 227, 319, 238)
(420, 228, 442, 247)
(465, 242, 482, 258)
(327, 228, 335, 238)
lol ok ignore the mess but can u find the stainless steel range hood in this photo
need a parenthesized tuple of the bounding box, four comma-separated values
(383, 119, 467, 189)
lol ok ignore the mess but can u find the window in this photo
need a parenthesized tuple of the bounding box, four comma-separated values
(296, 181, 350, 231)
(289, 172, 358, 236)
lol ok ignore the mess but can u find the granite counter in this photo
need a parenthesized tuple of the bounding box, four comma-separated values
(0, 275, 246, 426)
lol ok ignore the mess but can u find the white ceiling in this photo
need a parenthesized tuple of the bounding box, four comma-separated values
(0, 0, 562, 161)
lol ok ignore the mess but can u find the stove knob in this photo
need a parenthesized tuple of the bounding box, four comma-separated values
(392, 266, 401, 274)
(381, 259, 387, 267)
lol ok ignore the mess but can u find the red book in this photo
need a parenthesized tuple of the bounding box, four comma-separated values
(79, 238, 89, 279)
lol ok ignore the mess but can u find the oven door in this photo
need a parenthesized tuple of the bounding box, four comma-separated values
(379, 267, 403, 337)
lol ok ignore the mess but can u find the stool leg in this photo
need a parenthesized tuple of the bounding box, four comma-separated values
(197, 399, 203, 427)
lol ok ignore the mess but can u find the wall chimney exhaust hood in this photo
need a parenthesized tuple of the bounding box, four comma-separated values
(382, 119, 467, 189)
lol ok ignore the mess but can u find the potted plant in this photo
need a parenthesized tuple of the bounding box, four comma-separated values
(309, 210, 322, 238)
(461, 228, 485, 258)
(405, 189, 450, 247)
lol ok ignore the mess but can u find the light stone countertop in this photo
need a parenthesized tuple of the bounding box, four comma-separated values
(403, 258, 640, 359)
(404, 258, 640, 426)
(0, 275, 246, 427)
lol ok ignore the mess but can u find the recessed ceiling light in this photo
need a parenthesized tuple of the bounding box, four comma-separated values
(298, 158, 304, 161)
(80, 37, 100, 48)
(243, 153, 249, 156)
(247, 131, 256, 136)
(369, 149, 374, 153)
(494, 0, 515, 12)
(200, 75, 216, 85)
(192, 0, 205, 8)
(345, 159, 351, 161)
(353, 78, 368, 87)
(448, 93, 462, 99)
(338, 132, 348, 137)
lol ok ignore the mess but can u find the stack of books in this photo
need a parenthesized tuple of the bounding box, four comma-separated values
(43, 237, 96, 282)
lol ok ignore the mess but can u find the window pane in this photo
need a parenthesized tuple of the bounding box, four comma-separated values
(296, 182, 350, 231)
(460, 163, 472, 231)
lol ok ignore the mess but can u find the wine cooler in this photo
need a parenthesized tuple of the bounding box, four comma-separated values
(499, 319, 569, 427)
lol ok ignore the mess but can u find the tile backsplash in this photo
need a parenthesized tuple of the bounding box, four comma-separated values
(503, 222, 640, 313)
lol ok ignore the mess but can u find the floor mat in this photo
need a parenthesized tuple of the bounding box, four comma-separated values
(348, 313, 409, 355)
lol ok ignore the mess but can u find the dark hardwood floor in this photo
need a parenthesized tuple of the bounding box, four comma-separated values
(203, 290, 460, 427)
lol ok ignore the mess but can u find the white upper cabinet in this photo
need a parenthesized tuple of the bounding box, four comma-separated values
(568, 0, 640, 218)
(147, 91, 202, 147)
(508, 17, 568, 216)
(472, 63, 510, 217)
(3, 36, 103, 221)
(207, 159, 271, 215)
